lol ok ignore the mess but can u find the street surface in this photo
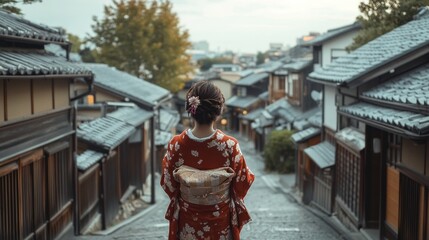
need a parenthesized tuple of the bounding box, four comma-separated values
(73, 136, 342, 240)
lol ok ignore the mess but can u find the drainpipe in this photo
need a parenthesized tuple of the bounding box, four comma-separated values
(70, 74, 93, 235)
(150, 93, 173, 204)
(66, 42, 71, 61)
(70, 76, 94, 102)
(150, 115, 156, 204)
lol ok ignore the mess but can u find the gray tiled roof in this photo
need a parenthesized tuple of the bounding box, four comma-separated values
(266, 98, 289, 113)
(308, 110, 322, 127)
(281, 59, 312, 72)
(0, 49, 91, 76)
(107, 107, 153, 127)
(159, 108, 180, 132)
(155, 130, 172, 146)
(339, 102, 429, 135)
(362, 63, 429, 106)
(45, 44, 82, 62)
(293, 119, 311, 131)
(302, 22, 360, 46)
(304, 141, 335, 169)
(85, 63, 170, 107)
(251, 110, 274, 129)
(76, 150, 104, 171)
(0, 10, 66, 44)
(238, 69, 254, 77)
(335, 127, 365, 152)
(225, 95, 260, 108)
(265, 98, 320, 123)
(257, 61, 283, 73)
(241, 107, 264, 121)
(235, 72, 269, 86)
(291, 127, 321, 143)
(258, 91, 269, 101)
(77, 117, 136, 150)
(309, 17, 429, 84)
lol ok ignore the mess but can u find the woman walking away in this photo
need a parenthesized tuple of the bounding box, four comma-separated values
(160, 80, 255, 240)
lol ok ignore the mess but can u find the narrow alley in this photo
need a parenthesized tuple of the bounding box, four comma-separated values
(75, 136, 342, 240)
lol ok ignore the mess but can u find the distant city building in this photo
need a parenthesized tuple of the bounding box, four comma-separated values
(269, 42, 284, 51)
(191, 40, 209, 52)
(236, 53, 257, 68)
(210, 64, 242, 72)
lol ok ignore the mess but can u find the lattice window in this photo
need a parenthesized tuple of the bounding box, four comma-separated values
(399, 174, 420, 240)
(45, 141, 73, 239)
(21, 150, 47, 240)
(387, 134, 401, 165)
(325, 128, 336, 145)
(336, 143, 361, 218)
(278, 76, 285, 90)
(0, 163, 20, 240)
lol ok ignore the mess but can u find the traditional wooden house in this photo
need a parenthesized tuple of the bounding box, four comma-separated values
(302, 22, 361, 70)
(74, 63, 176, 231)
(175, 70, 253, 130)
(224, 60, 283, 136)
(76, 106, 153, 231)
(252, 59, 321, 152)
(269, 59, 317, 105)
(226, 72, 269, 132)
(297, 22, 361, 215)
(308, 8, 429, 239)
(291, 127, 321, 203)
(0, 10, 93, 239)
(214, 69, 254, 100)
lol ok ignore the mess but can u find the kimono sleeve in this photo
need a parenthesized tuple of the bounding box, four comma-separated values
(160, 136, 180, 199)
(231, 141, 255, 199)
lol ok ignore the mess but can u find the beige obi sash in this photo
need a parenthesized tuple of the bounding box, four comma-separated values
(173, 165, 236, 205)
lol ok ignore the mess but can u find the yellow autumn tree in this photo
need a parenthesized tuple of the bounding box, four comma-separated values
(88, 0, 193, 92)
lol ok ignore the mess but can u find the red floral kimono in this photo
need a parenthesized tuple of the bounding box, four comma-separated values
(160, 129, 255, 240)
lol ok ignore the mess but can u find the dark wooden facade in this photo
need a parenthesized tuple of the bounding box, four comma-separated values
(334, 129, 366, 230)
(0, 11, 93, 237)
(269, 60, 321, 112)
(76, 107, 153, 231)
(0, 77, 92, 239)
(291, 127, 321, 198)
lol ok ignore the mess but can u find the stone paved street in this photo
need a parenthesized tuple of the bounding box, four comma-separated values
(73, 136, 342, 240)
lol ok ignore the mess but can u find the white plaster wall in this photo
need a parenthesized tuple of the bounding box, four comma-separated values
(220, 72, 242, 83)
(321, 30, 358, 67)
(324, 85, 337, 131)
(211, 79, 233, 100)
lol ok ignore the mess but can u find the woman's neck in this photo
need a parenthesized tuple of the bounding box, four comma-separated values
(192, 122, 216, 138)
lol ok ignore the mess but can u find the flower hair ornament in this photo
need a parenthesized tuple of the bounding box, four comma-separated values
(188, 96, 201, 115)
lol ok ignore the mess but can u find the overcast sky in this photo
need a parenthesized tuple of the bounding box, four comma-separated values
(18, 0, 363, 53)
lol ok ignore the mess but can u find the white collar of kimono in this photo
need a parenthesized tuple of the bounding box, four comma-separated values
(186, 129, 217, 142)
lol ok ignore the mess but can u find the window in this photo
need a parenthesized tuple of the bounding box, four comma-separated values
(278, 76, 285, 90)
(288, 74, 299, 97)
(398, 174, 420, 240)
(336, 143, 361, 218)
(45, 141, 73, 239)
(0, 163, 19, 240)
(340, 116, 359, 129)
(237, 87, 247, 97)
(387, 134, 401, 165)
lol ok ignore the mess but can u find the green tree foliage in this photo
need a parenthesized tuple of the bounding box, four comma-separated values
(67, 33, 97, 62)
(256, 51, 267, 65)
(349, 0, 429, 50)
(67, 33, 82, 53)
(88, 0, 193, 92)
(0, 0, 41, 14)
(263, 130, 295, 173)
(197, 57, 233, 71)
